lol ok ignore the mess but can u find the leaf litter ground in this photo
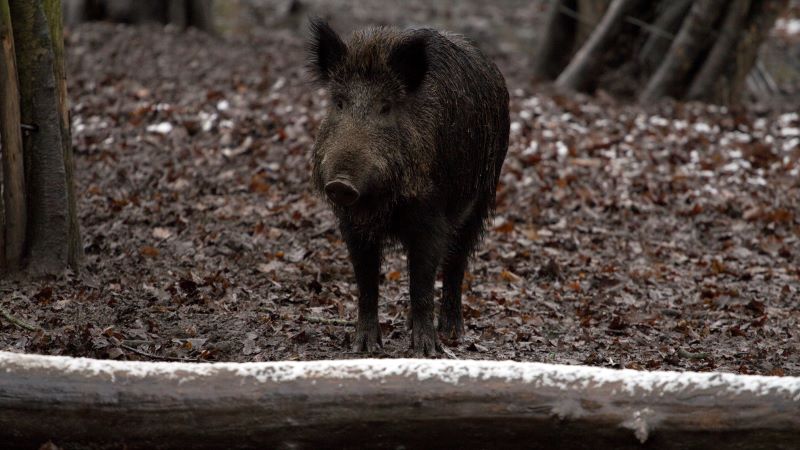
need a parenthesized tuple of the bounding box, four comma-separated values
(1, 2, 799, 375)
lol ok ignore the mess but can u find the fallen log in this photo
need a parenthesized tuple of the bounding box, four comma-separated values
(0, 351, 798, 449)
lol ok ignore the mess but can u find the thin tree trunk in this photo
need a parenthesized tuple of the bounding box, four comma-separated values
(734, 0, 789, 104)
(532, 0, 578, 81)
(687, 0, 751, 102)
(638, 0, 692, 72)
(62, 0, 86, 27)
(9, 1, 70, 275)
(0, 0, 26, 272)
(62, 0, 213, 31)
(44, 0, 81, 268)
(187, 0, 213, 32)
(575, 0, 611, 46)
(168, 0, 188, 29)
(555, 0, 640, 92)
(639, 0, 727, 104)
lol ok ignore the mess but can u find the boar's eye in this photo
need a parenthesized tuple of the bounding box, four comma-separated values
(380, 103, 391, 115)
(333, 97, 345, 110)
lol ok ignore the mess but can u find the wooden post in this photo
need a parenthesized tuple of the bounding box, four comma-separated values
(0, 352, 799, 449)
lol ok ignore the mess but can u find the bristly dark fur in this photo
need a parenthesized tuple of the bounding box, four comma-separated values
(307, 20, 510, 356)
(388, 32, 429, 92)
(306, 17, 347, 83)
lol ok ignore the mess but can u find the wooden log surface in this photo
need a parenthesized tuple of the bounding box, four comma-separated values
(1, 351, 799, 449)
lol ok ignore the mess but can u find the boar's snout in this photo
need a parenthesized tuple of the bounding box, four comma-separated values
(325, 178, 360, 207)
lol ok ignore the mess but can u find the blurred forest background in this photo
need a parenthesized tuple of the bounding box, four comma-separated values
(61, 0, 800, 105)
(0, 0, 798, 374)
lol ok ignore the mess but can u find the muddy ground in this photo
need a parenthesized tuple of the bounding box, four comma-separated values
(1, 1, 799, 375)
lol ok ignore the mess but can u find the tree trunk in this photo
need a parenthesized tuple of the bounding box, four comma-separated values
(731, 0, 789, 104)
(686, 0, 751, 101)
(638, 0, 692, 73)
(531, 0, 578, 81)
(62, 0, 214, 32)
(575, 0, 612, 45)
(9, 1, 78, 275)
(533, 0, 788, 105)
(186, 0, 212, 33)
(0, 0, 26, 271)
(639, 0, 727, 103)
(44, 0, 81, 269)
(1, 352, 799, 449)
(555, 0, 641, 92)
(167, 0, 188, 29)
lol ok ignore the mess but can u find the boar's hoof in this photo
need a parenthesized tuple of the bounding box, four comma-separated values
(438, 316, 465, 343)
(411, 321, 442, 357)
(325, 179, 359, 207)
(352, 320, 382, 353)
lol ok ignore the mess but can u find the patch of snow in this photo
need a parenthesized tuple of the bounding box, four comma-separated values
(199, 111, 217, 132)
(146, 122, 173, 135)
(2, 352, 799, 401)
(693, 122, 712, 134)
(780, 127, 799, 137)
(649, 116, 669, 127)
(556, 141, 569, 158)
(722, 161, 741, 173)
(523, 141, 538, 155)
(779, 112, 798, 125)
(775, 18, 800, 36)
(783, 138, 799, 153)
(272, 77, 286, 91)
(747, 176, 768, 186)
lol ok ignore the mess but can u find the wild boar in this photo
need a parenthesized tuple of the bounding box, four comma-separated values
(308, 19, 509, 355)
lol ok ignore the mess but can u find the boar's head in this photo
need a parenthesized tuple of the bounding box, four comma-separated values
(308, 19, 436, 218)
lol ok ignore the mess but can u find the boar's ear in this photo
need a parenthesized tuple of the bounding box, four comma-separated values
(308, 18, 347, 83)
(389, 32, 429, 93)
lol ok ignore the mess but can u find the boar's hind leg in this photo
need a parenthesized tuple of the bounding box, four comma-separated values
(344, 234, 383, 352)
(407, 223, 446, 357)
(439, 248, 468, 341)
(439, 211, 483, 341)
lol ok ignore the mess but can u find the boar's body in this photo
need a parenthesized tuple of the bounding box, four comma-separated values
(309, 21, 509, 355)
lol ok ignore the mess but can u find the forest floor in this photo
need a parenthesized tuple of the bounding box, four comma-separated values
(1, 2, 799, 375)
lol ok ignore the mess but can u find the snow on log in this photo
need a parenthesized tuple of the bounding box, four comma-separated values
(1, 351, 799, 449)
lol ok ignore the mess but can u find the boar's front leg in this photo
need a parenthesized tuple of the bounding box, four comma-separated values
(344, 231, 382, 353)
(406, 220, 446, 357)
